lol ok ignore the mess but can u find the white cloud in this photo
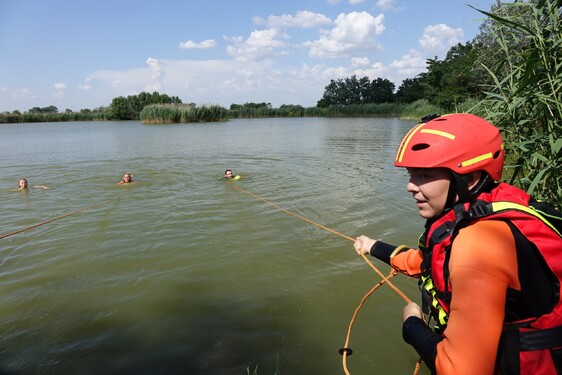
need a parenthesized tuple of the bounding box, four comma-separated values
(304, 11, 385, 58)
(349, 0, 365, 4)
(419, 24, 464, 52)
(376, 0, 395, 10)
(353, 62, 388, 79)
(351, 57, 370, 67)
(145, 57, 163, 92)
(53, 83, 66, 99)
(179, 39, 216, 49)
(390, 48, 427, 76)
(225, 28, 288, 62)
(11, 88, 35, 99)
(81, 58, 344, 107)
(260, 10, 332, 29)
(79, 84, 92, 91)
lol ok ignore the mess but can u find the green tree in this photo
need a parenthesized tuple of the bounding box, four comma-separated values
(110, 91, 182, 120)
(317, 75, 395, 107)
(28, 105, 58, 114)
(418, 42, 483, 110)
(395, 77, 425, 103)
(317, 79, 340, 107)
(363, 77, 395, 103)
(110, 96, 136, 120)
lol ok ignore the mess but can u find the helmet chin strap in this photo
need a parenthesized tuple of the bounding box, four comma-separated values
(446, 171, 497, 209)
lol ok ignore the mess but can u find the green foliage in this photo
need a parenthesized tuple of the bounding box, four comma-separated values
(395, 77, 425, 103)
(473, 0, 562, 209)
(317, 75, 394, 107)
(28, 105, 59, 114)
(140, 103, 228, 124)
(229, 102, 273, 118)
(0, 107, 110, 123)
(110, 91, 182, 120)
(418, 42, 485, 110)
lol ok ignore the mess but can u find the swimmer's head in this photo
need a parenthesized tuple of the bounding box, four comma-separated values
(18, 178, 28, 189)
(122, 173, 133, 183)
(224, 169, 234, 179)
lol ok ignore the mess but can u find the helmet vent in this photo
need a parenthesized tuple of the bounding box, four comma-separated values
(493, 150, 501, 159)
(412, 143, 430, 151)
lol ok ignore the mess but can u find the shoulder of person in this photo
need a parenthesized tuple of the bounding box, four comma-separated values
(452, 220, 516, 268)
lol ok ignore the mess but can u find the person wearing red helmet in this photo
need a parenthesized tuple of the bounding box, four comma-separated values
(354, 114, 562, 375)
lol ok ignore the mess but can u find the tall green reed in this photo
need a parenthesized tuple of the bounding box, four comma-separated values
(475, 0, 562, 209)
(140, 103, 229, 124)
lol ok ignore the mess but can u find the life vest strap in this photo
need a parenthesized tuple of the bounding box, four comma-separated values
(518, 325, 562, 351)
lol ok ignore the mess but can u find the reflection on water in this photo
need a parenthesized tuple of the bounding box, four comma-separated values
(0, 118, 429, 374)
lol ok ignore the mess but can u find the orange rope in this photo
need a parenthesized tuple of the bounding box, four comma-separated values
(342, 270, 396, 375)
(0, 196, 120, 240)
(233, 186, 411, 302)
(231, 186, 419, 373)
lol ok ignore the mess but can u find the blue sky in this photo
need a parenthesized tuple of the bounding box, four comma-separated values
(0, 0, 497, 112)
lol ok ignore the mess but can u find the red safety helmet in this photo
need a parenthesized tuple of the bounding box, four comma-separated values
(394, 114, 504, 181)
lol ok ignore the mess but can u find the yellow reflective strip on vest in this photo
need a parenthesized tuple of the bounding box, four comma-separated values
(491, 201, 562, 237)
(420, 129, 456, 140)
(420, 275, 449, 328)
(460, 152, 493, 168)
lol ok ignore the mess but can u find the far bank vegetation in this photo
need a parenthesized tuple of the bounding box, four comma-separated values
(140, 103, 228, 124)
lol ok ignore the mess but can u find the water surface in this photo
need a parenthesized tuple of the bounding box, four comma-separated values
(0, 118, 429, 374)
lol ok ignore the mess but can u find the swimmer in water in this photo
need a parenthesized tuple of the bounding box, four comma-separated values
(16, 178, 49, 190)
(224, 169, 241, 180)
(117, 173, 134, 184)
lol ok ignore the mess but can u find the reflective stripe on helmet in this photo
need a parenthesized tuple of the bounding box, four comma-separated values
(460, 152, 494, 168)
(420, 128, 455, 140)
(395, 122, 425, 163)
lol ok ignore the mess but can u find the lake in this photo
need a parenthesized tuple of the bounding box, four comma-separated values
(0, 118, 430, 374)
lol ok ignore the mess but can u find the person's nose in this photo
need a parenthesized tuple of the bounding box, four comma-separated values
(406, 179, 419, 194)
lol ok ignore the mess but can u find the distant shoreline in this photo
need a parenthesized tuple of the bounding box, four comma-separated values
(1, 99, 479, 125)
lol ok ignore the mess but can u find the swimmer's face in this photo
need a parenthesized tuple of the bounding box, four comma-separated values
(123, 174, 132, 182)
(225, 170, 233, 179)
(18, 179, 28, 188)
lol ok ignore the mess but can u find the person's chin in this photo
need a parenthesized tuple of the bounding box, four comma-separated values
(417, 208, 434, 220)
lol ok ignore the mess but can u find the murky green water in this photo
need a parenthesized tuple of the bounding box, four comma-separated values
(0, 118, 430, 374)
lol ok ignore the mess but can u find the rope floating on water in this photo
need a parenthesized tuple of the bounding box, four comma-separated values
(0, 195, 121, 240)
(232, 186, 410, 301)
(231, 186, 418, 374)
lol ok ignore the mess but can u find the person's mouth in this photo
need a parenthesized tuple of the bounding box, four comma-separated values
(414, 199, 427, 208)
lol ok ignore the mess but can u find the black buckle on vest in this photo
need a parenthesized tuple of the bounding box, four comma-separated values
(468, 201, 493, 219)
(430, 220, 454, 245)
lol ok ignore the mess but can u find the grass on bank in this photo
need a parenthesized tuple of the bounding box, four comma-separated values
(140, 103, 229, 124)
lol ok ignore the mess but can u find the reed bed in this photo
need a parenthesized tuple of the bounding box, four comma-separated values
(140, 104, 229, 124)
(0, 111, 109, 124)
(474, 0, 562, 209)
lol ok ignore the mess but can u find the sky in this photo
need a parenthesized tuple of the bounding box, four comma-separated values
(0, 0, 497, 113)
